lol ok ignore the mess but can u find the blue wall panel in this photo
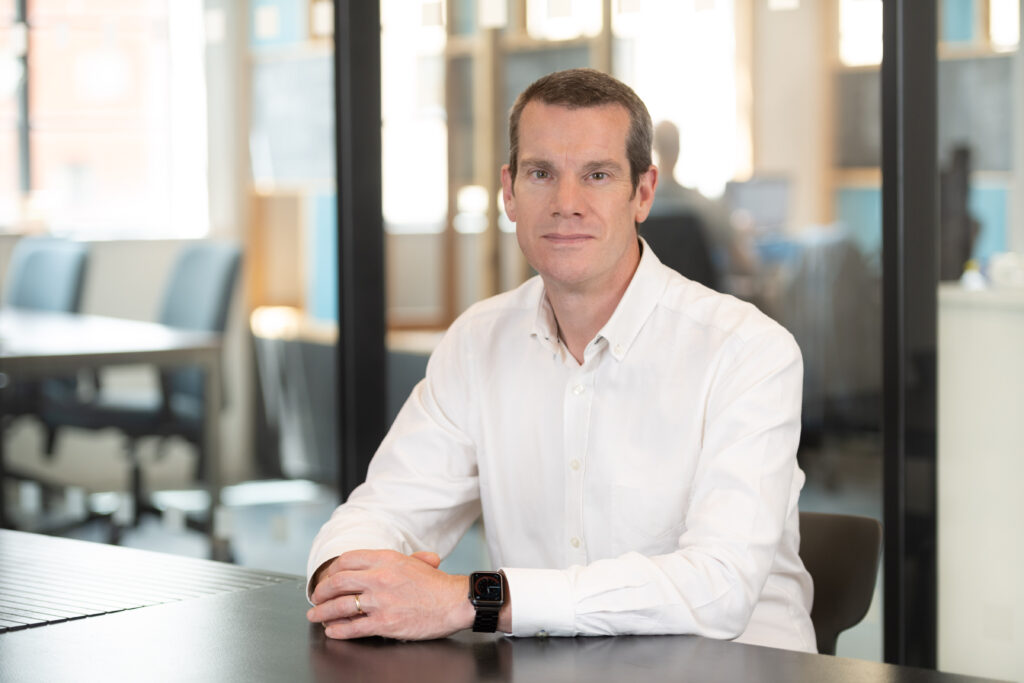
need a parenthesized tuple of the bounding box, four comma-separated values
(836, 186, 883, 260)
(969, 184, 1008, 263)
(251, 0, 306, 48)
(835, 183, 1007, 269)
(307, 192, 338, 322)
(941, 0, 975, 44)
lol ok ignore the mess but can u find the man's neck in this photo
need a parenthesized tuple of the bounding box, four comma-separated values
(545, 250, 641, 364)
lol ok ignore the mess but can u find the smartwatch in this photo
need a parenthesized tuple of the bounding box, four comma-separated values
(469, 570, 505, 633)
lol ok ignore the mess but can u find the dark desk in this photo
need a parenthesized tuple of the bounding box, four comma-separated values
(0, 531, 1005, 683)
(0, 309, 226, 558)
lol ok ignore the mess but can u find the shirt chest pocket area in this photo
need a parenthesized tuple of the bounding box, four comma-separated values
(611, 480, 690, 556)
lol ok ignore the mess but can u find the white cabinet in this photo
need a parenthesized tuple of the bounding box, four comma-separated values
(938, 284, 1024, 681)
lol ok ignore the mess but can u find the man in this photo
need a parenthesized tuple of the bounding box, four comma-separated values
(306, 68, 815, 652)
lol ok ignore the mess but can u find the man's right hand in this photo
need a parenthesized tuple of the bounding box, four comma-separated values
(312, 550, 441, 594)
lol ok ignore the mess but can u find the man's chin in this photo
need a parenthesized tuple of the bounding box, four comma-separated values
(534, 264, 595, 291)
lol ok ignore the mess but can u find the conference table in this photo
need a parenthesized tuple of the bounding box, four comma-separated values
(0, 531, 1006, 682)
(0, 308, 227, 558)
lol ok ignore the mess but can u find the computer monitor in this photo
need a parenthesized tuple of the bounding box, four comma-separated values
(724, 177, 790, 234)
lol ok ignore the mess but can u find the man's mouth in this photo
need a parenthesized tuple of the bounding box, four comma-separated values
(542, 233, 592, 244)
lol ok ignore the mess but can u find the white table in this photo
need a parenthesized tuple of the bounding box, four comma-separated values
(0, 308, 228, 559)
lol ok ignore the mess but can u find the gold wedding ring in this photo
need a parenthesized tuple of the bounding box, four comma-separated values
(353, 594, 366, 616)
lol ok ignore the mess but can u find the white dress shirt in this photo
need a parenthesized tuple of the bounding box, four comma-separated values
(308, 240, 816, 652)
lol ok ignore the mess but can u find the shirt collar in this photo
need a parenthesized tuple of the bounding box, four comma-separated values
(529, 237, 671, 361)
(532, 289, 560, 351)
(595, 237, 669, 361)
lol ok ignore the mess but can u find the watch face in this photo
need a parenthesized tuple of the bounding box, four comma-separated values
(472, 572, 503, 602)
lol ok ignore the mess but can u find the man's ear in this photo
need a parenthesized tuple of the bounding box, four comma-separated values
(501, 164, 517, 222)
(633, 165, 658, 223)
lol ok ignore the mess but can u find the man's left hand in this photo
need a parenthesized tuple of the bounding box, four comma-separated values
(306, 549, 474, 640)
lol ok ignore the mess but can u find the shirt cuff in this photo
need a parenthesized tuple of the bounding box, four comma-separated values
(501, 567, 576, 637)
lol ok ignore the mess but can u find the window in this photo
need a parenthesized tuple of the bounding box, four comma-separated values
(616, 1, 742, 198)
(0, 0, 208, 238)
(839, 0, 1020, 68)
(839, 0, 882, 67)
(380, 0, 447, 234)
(527, 0, 602, 41)
(989, 0, 1020, 51)
(0, 1, 23, 227)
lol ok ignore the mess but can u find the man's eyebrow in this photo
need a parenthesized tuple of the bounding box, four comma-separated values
(518, 158, 555, 173)
(518, 158, 625, 174)
(581, 159, 624, 174)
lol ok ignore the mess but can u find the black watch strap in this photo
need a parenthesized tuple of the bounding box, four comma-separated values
(472, 608, 500, 633)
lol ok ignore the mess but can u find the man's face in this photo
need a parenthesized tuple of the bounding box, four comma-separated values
(501, 101, 656, 297)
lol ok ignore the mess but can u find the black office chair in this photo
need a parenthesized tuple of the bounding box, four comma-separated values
(640, 212, 721, 291)
(40, 241, 241, 531)
(1, 238, 90, 450)
(798, 511, 883, 655)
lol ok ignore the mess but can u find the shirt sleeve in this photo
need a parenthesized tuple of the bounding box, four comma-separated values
(502, 327, 805, 640)
(305, 328, 483, 600)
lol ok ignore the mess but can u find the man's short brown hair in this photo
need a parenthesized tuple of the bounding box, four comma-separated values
(507, 68, 653, 194)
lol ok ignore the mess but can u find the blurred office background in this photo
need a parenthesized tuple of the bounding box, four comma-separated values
(0, 1, 1021, 679)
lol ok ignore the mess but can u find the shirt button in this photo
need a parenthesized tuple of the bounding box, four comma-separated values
(570, 537, 581, 548)
(570, 459, 581, 471)
(614, 344, 624, 355)
(573, 384, 585, 395)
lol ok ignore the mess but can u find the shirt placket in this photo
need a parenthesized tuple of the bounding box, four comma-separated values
(561, 342, 600, 566)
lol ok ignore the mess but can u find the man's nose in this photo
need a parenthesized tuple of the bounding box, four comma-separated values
(552, 178, 584, 217)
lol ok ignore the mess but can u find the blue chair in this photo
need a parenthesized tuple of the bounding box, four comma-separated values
(3, 237, 90, 313)
(1, 238, 91, 449)
(40, 241, 241, 531)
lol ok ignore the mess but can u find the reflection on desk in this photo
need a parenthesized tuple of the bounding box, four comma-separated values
(314, 631, 1009, 683)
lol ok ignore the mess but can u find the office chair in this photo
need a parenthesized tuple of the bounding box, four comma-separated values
(640, 212, 721, 291)
(798, 511, 883, 655)
(1, 238, 90, 451)
(3, 237, 90, 313)
(40, 241, 241, 532)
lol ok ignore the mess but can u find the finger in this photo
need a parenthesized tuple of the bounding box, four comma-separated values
(307, 593, 369, 623)
(325, 615, 380, 640)
(311, 557, 339, 590)
(411, 551, 441, 568)
(310, 569, 371, 605)
(322, 617, 354, 629)
(331, 548, 400, 572)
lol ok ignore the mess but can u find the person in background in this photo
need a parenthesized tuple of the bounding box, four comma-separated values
(306, 68, 815, 653)
(650, 119, 758, 281)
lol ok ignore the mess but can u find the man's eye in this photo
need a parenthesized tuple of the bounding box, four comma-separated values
(590, 172, 608, 181)
(530, 170, 549, 179)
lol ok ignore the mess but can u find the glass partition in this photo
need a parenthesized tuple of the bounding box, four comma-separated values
(378, 0, 891, 659)
(935, 2, 1021, 680)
